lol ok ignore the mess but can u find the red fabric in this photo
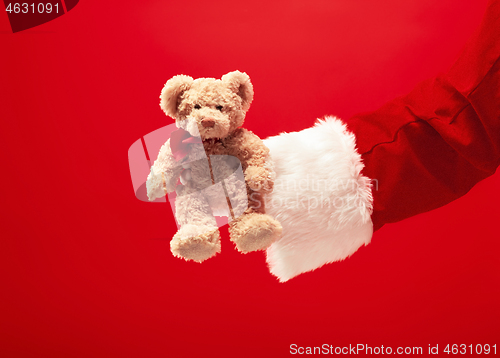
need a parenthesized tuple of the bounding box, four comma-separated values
(169, 127, 202, 162)
(346, 0, 500, 231)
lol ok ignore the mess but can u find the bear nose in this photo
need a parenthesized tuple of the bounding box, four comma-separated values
(201, 118, 215, 128)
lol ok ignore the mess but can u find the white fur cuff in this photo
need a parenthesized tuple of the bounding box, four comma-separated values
(264, 117, 373, 282)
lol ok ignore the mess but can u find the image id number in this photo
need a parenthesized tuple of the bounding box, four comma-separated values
(6, 3, 60, 14)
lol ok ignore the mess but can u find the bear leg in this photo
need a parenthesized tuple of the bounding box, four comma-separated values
(229, 210, 282, 253)
(171, 189, 221, 262)
(171, 225, 221, 263)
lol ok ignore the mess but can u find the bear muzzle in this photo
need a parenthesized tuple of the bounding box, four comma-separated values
(201, 118, 215, 128)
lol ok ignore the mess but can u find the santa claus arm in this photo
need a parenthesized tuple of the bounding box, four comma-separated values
(347, 0, 500, 231)
(264, 0, 500, 282)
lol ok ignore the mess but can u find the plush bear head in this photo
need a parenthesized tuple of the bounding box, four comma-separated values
(159, 71, 254, 140)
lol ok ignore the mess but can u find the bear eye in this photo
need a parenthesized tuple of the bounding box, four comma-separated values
(194, 104, 201, 110)
(216, 105, 223, 111)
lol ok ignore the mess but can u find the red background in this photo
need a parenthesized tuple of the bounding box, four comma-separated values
(1, 0, 499, 356)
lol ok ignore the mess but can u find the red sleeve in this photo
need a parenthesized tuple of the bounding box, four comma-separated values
(346, 0, 500, 231)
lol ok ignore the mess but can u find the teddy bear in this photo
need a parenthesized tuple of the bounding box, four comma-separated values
(146, 70, 282, 263)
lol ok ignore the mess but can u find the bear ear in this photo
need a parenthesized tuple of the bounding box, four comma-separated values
(221, 71, 254, 111)
(159, 75, 194, 118)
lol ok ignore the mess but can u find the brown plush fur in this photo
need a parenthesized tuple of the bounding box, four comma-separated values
(151, 71, 282, 262)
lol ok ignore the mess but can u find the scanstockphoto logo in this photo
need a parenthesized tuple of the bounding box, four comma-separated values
(263, 176, 377, 213)
(3, 0, 78, 33)
(129, 124, 377, 235)
(129, 124, 250, 232)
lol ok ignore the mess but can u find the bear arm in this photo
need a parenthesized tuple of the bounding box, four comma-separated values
(146, 139, 182, 200)
(228, 129, 273, 190)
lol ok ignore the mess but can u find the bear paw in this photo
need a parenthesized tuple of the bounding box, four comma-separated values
(229, 213, 282, 253)
(171, 226, 221, 262)
(244, 166, 272, 191)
